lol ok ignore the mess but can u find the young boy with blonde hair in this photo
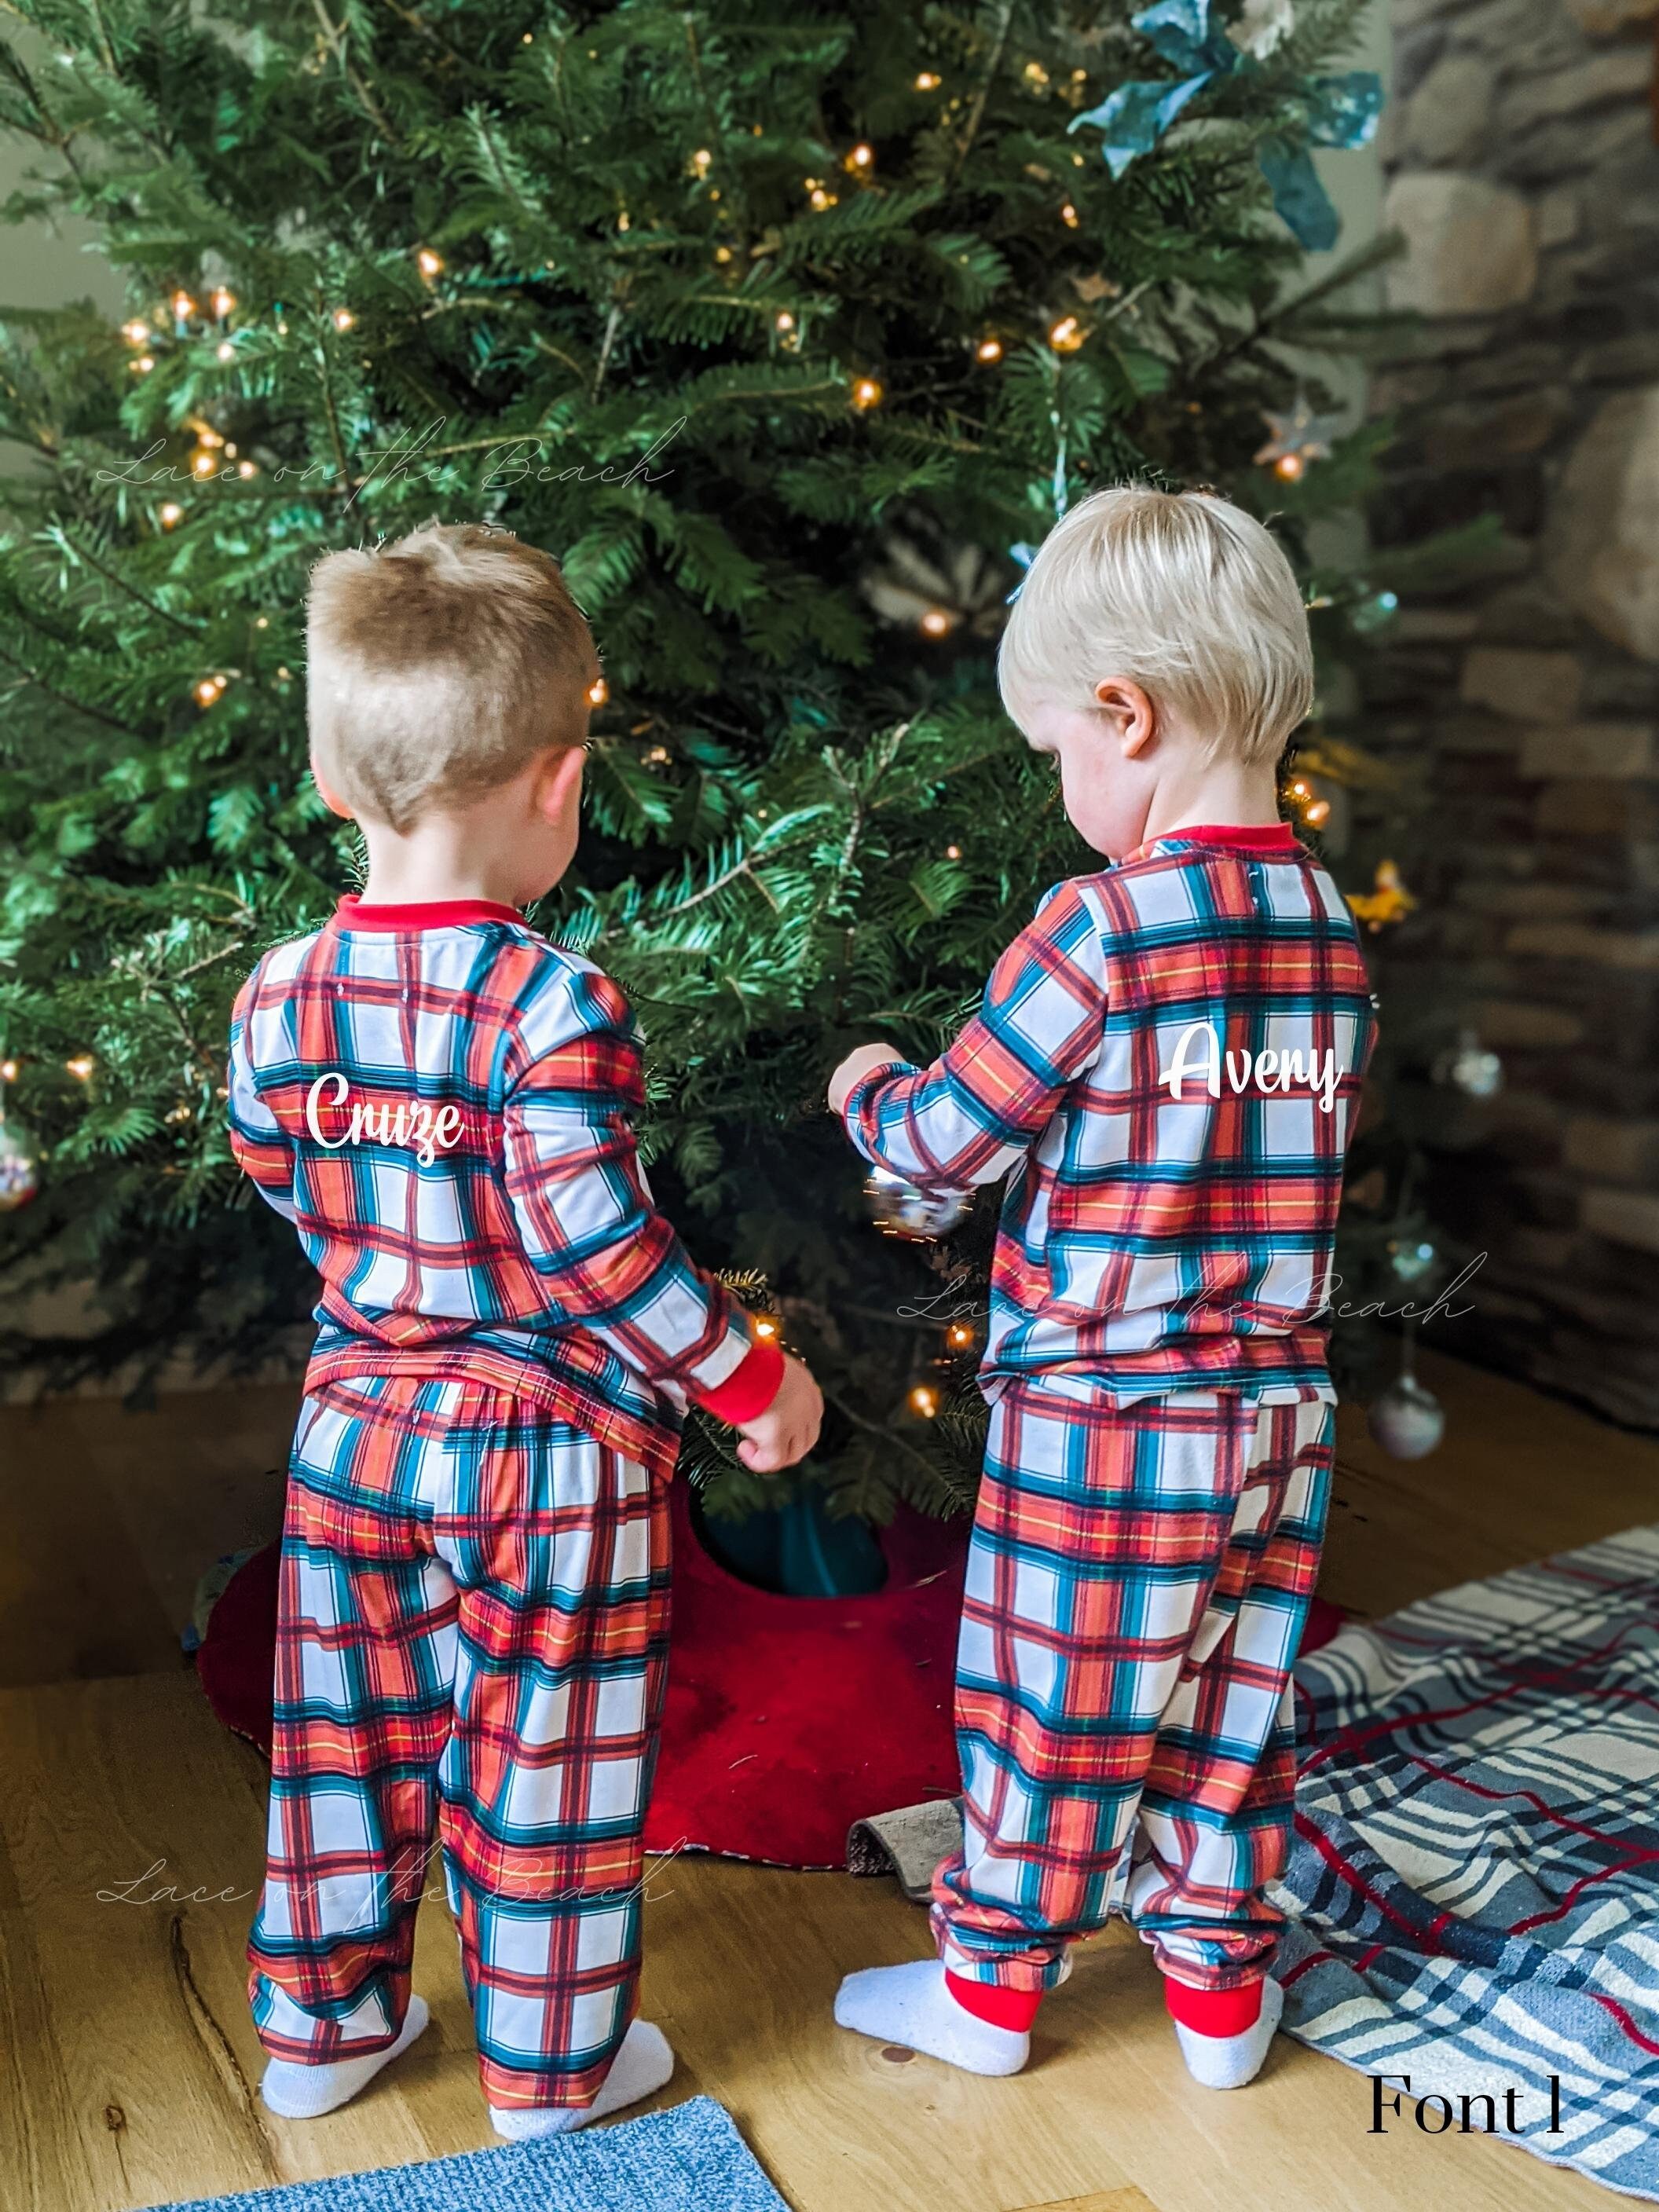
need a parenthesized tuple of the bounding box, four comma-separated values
(228, 522, 821, 2134)
(828, 485, 1375, 2089)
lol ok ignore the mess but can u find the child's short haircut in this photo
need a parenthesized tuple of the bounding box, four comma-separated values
(307, 522, 597, 831)
(998, 484, 1313, 764)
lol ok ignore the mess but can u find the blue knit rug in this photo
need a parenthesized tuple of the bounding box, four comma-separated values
(143, 2097, 790, 2212)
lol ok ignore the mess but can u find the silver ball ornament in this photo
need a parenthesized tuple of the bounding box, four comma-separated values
(0, 1116, 41, 1211)
(1368, 1373, 1445, 1460)
(863, 1165, 971, 1242)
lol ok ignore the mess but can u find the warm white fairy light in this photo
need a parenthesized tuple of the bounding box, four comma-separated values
(172, 290, 196, 321)
(775, 310, 795, 333)
(754, 1317, 778, 1340)
(0, 1057, 17, 1082)
(159, 501, 183, 528)
(947, 1321, 975, 1349)
(908, 1383, 939, 1418)
(65, 1054, 95, 1082)
(416, 247, 444, 279)
(920, 608, 953, 637)
(331, 306, 355, 331)
(851, 375, 883, 411)
(914, 71, 941, 90)
(211, 287, 236, 318)
(844, 141, 874, 173)
(122, 319, 150, 346)
(132, 354, 155, 375)
(255, 616, 269, 629)
(975, 335, 1003, 363)
(587, 676, 610, 706)
(1048, 314, 1085, 353)
(1060, 201, 1079, 228)
(714, 244, 734, 264)
(216, 341, 235, 362)
(238, 460, 257, 478)
(945, 843, 962, 860)
(690, 148, 712, 178)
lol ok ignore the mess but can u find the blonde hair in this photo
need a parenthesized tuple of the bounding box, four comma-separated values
(998, 485, 1313, 764)
(306, 522, 597, 830)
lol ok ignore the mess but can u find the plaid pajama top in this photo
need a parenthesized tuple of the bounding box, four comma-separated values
(841, 823, 1377, 1403)
(227, 896, 781, 1478)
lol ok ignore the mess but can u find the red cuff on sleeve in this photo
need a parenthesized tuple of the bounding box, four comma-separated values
(692, 1336, 786, 1425)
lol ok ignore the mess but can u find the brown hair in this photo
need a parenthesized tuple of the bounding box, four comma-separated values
(306, 522, 597, 830)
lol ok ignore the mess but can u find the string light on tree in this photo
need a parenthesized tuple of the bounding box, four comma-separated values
(1060, 201, 1079, 227)
(974, 335, 1004, 363)
(331, 307, 355, 331)
(844, 141, 874, 174)
(121, 319, 150, 346)
(416, 247, 444, 279)
(159, 501, 183, 529)
(65, 1053, 95, 1082)
(587, 676, 610, 706)
(171, 290, 196, 329)
(850, 375, 884, 412)
(947, 1322, 976, 1350)
(1047, 314, 1086, 353)
(211, 287, 236, 318)
(914, 69, 941, 90)
(194, 673, 229, 708)
(907, 1382, 939, 1419)
(919, 607, 953, 638)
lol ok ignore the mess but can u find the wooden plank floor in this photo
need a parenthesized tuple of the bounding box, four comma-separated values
(0, 1350, 1653, 2212)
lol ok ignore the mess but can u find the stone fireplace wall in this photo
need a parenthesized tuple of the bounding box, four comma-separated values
(1368, 0, 1659, 1424)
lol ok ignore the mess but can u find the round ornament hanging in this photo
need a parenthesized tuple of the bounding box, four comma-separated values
(863, 1164, 971, 1242)
(0, 1115, 41, 1212)
(1368, 1326, 1445, 1460)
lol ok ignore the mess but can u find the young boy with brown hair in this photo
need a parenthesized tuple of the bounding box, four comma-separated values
(228, 522, 822, 2135)
(828, 485, 1375, 2091)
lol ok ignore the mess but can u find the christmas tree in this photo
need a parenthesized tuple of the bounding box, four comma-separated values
(1, 0, 1411, 1518)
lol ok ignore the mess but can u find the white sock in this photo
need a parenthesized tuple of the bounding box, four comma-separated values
(834, 1959, 1030, 2078)
(259, 1994, 430, 2119)
(1171, 1976, 1284, 2089)
(489, 2020, 676, 2140)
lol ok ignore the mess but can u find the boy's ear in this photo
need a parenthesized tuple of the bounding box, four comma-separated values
(1093, 676, 1157, 759)
(534, 742, 587, 819)
(310, 760, 355, 819)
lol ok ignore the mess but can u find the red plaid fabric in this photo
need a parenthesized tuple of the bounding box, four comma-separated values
(247, 1373, 672, 2110)
(841, 825, 1376, 1403)
(934, 1377, 1335, 1994)
(228, 898, 778, 1479)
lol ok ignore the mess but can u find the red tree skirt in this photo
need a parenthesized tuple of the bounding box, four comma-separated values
(195, 1492, 1350, 1872)
(196, 1481, 967, 1870)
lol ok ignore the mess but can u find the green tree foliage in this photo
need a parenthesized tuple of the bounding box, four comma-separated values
(1, 0, 1402, 1515)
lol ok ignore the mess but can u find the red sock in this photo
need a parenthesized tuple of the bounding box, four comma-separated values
(944, 1970, 1043, 2033)
(1162, 1974, 1265, 2038)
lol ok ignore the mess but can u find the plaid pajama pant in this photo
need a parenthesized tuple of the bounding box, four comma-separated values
(247, 1372, 672, 2111)
(935, 1377, 1335, 1995)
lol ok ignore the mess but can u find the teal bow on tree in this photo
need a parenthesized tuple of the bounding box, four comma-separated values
(1069, 0, 1382, 252)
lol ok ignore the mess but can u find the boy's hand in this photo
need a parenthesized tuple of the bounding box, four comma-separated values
(734, 1352, 824, 1473)
(827, 1042, 904, 1119)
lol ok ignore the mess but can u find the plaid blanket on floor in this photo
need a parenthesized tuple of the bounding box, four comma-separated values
(1276, 1523, 1659, 2200)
